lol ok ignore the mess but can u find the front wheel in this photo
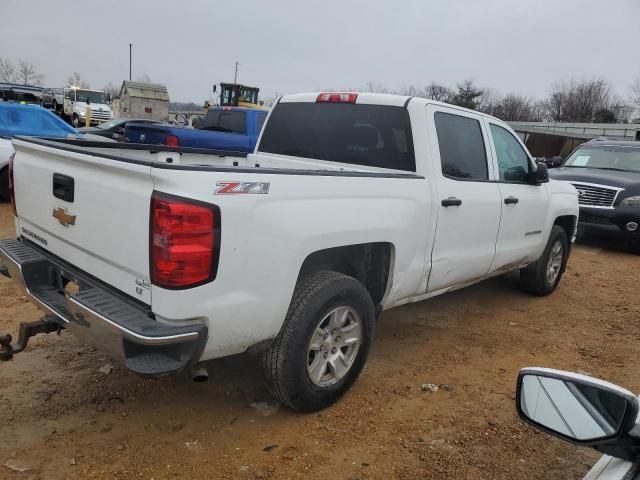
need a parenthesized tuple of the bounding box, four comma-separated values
(71, 114, 80, 128)
(520, 225, 568, 296)
(52, 100, 58, 112)
(261, 271, 375, 412)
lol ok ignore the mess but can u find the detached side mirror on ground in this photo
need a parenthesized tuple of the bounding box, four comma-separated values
(517, 368, 640, 462)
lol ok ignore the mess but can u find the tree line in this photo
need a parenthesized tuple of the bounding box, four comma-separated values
(362, 78, 639, 123)
(2, 56, 640, 123)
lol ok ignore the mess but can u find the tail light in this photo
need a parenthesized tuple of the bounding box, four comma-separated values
(316, 92, 358, 103)
(8, 153, 16, 216)
(165, 135, 180, 147)
(150, 193, 220, 289)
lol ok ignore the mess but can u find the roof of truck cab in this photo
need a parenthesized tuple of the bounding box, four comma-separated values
(278, 92, 501, 118)
(280, 92, 411, 107)
(208, 107, 266, 113)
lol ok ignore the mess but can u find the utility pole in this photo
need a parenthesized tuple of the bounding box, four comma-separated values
(129, 43, 132, 81)
(234, 61, 239, 84)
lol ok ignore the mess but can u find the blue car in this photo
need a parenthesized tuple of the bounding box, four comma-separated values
(0, 103, 80, 200)
(124, 107, 268, 153)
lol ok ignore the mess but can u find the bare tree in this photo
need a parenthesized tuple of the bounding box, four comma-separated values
(365, 81, 389, 94)
(476, 88, 501, 116)
(102, 82, 120, 98)
(0, 57, 16, 83)
(423, 82, 454, 103)
(493, 94, 538, 121)
(397, 84, 420, 96)
(66, 72, 90, 88)
(631, 78, 640, 109)
(136, 73, 153, 84)
(16, 61, 43, 86)
(542, 79, 620, 122)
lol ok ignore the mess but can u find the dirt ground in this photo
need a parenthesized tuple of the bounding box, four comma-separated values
(0, 203, 638, 480)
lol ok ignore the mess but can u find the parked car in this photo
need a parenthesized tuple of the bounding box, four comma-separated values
(0, 82, 43, 105)
(517, 368, 640, 479)
(0, 92, 578, 411)
(549, 139, 640, 252)
(0, 103, 78, 200)
(40, 87, 64, 112)
(0, 103, 114, 200)
(124, 106, 267, 152)
(78, 118, 165, 141)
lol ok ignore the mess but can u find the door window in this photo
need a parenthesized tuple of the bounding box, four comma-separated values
(490, 124, 531, 183)
(434, 112, 488, 181)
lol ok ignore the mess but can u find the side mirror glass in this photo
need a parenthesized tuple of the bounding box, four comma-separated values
(517, 368, 638, 444)
(551, 156, 564, 168)
(534, 162, 549, 184)
(212, 84, 217, 93)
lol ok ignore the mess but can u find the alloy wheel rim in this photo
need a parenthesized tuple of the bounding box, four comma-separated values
(546, 240, 563, 285)
(306, 306, 362, 387)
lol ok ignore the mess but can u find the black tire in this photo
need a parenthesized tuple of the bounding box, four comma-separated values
(520, 225, 568, 296)
(0, 167, 8, 202)
(72, 114, 80, 127)
(629, 240, 640, 255)
(52, 100, 58, 112)
(261, 270, 375, 412)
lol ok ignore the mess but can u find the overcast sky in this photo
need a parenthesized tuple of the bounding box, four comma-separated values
(2, 0, 639, 102)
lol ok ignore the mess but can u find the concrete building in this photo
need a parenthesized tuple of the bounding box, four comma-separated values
(111, 81, 170, 121)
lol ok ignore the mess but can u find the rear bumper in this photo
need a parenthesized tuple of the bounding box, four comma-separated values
(0, 238, 207, 376)
(579, 206, 640, 240)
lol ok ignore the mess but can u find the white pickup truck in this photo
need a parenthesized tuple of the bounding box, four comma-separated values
(0, 92, 578, 411)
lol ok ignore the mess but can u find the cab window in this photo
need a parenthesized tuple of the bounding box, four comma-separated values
(490, 124, 531, 183)
(434, 112, 488, 181)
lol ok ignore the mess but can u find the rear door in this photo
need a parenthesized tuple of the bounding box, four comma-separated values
(426, 105, 502, 293)
(12, 138, 154, 303)
(485, 120, 549, 271)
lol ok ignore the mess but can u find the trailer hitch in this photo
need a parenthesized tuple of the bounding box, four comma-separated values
(0, 316, 62, 361)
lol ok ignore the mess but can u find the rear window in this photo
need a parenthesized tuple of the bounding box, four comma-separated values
(200, 110, 246, 134)
(258, 103, 416, 171)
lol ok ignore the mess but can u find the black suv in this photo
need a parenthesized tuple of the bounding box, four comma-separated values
(549, 139, 640, 251)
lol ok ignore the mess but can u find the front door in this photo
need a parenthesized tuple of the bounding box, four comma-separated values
(485, 121, 549, 272)
(426, 106, 502, 293)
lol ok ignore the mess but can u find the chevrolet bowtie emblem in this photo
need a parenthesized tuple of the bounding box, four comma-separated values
(52, 207, 76, 227)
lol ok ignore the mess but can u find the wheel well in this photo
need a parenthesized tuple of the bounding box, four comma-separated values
(554, 215, 577, 239)
(298, 243, 393, 306)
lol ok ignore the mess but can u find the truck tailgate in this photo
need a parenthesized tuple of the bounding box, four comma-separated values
(12, 138, 153, 304)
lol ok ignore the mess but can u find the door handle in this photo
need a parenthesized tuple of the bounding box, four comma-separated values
(504, 196, 519, 205)
(441, 197, 462, 207)
(53, 173, 75, 202)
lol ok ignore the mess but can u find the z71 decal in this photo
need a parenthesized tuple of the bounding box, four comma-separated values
(215, 181, 270, 195)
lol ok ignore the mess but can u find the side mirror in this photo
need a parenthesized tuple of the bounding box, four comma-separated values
(517, 368, 639, 449)
(212, 84, 217, 93)
(551, 156, 564, 168)
(533, 161, 549, 184)
(106, 94, 112, 103)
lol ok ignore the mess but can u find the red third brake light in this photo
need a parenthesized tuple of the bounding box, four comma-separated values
(8, 153, 16, 216)
(316, 92, 358, 103)
(151, 193, 220, 289)
(165, 135, 180, 147)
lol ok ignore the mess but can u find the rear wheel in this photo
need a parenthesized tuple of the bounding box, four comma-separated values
(0, 167, 8, 202)
(520, 225, 568, 296)
(52, 100, 58, 112)
(261, 271, 375, 412)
